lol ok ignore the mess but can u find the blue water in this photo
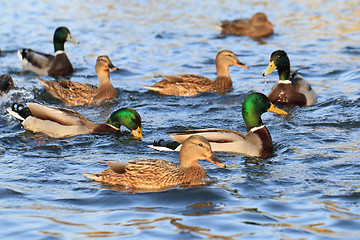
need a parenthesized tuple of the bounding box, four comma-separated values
(1, 0, 360, 239)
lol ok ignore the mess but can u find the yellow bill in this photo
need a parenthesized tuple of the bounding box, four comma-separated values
(131, 126, 143, 138)
(267, 103, 288, 115)
(262, 60, 276, 76)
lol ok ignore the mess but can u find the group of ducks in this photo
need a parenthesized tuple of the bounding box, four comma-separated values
(1, 13, 318, 192)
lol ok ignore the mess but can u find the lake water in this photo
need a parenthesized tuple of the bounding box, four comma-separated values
(0, 0, 360, 239)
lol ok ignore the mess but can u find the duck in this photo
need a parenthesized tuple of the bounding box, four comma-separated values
(262, 50, 317, 106)
(143, 50, 248, 96)
(36, 55, 119, 105)
(149, 92, 287, 158)
(7, 102, 143, 139)
(221, 13, 274, 38)
(0, 74, 14, 95)
(17, 26, 78, 76)
(84, 135, 225, 191)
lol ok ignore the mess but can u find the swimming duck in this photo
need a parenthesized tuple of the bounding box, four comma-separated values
(150, 92, 287, 158)
(17, 26, 78, 76)
(262, 50, 317, 106)
(37, 55, 119, 105)
(0, 74, 14, 95)
(84, 135, 225, 191)
(7, 103, 143, 139)
(143, 50, 248, 96)
(221, 13, 274, 38)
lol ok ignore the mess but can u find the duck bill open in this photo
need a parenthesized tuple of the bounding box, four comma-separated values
(206, 152, 226, 168)
(131, 126, 143, 139)
(267, 103, 288, 115)
(262, 60, 276, 76)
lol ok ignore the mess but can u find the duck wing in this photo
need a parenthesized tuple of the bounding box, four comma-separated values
(143, 74, 213, 96)
(26, 102, 92, 126)
(37, 77, 98, 104)
(18, 49, 54, 75)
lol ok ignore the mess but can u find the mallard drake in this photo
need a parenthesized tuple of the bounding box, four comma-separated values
(150, 92, 287, 158)
(37, 55, 119, 105)
(7, 103, 143, 139)
(143, 50, 248, 96)
(0, 74, 14, 95)
(221, 13, 274, 38)
(84, 135, 225, 191)
(17, 26, 78, 76)
(262, 50, 317, 106)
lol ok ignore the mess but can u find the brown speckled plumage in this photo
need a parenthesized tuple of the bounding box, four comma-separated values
(221, 13, 274, 38)
(37, 55, 118, 105)
(143, 50, 248, 96)
(84, 135, 225, 191)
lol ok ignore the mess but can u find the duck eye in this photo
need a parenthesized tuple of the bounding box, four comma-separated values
(198, 143, 203, 147)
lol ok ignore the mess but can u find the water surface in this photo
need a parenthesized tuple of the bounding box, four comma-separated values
(0, 0, 360, 239)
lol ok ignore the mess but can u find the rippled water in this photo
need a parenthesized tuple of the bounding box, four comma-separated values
(1, 0, 360, 239)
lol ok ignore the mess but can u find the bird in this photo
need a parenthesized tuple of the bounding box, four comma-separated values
(221, 13, 274, 38)
(143, 50, 248, 96)
(36, 55, 119, 105)
(7, 102, 143, 139)
(17, 26, 78, 76)
(0, 74, 14, 95)
(149, 92, 287, 158)
(84, 135, 225, 191)
(262, 50, 317, 106)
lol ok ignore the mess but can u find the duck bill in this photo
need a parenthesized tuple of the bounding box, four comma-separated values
(206, 152, 226, 168)
(236, 61, 249, 69)
(267, 21, 275, 27)
(67, 34, 79, 44)
(262, 60, 276, 76)
(131, 126, 143, 139)
(267, 103, 288, 115)
(107, 63, 119, 71)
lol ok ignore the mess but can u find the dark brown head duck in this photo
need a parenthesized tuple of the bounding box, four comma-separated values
(84, 135, 225, 192)
(37, 55, 119, 105)
(262, 50, 317, 106)
(143, 50, 248, 96)
(221, 13, 274, 38)
(17, 26, 78, 76)
(0, 74, 14, 95)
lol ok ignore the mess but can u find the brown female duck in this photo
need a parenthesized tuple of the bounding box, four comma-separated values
(143, 50, 248, 96)
(37, 55, 119, 105)
(84, 135, 225, 191)
(221, 13, 274, 38)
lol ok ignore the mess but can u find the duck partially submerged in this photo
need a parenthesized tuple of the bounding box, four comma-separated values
(262, 50, 317, 106)
(221, 13, 274, 38)
(0, 74, 14, 95)
(143, 50, 248, 96)
(17, 26, 78, 76)
(37, 55, 119, 105)
(149, 92, 287, 158)
(84, 135, 225, 192)
(7, 103, 143, 139)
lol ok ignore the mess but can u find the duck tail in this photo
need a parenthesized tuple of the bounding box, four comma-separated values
(142, 85, 161, 92)
(7, 103, 32, 122)
(83, 173, 100, 181)
(147, 139, 181, 151)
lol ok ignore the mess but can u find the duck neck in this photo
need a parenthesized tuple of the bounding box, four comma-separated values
(97, 70, 111, 88)
(242, 108, 264, 132)
(216, 63, 230, 78)
(277, 61, 291, 81)
(54, 41, 65, 52)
